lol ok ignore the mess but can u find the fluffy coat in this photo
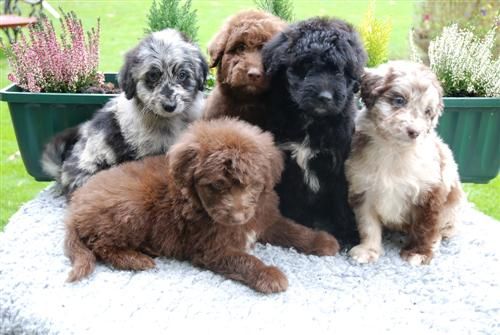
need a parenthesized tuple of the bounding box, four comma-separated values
(41, 29, 208, 198)
(203, 10, 286, 128)
(64, 118, 339, 293)
(346, 60, 464, 265)
(261, 17, 367, 243)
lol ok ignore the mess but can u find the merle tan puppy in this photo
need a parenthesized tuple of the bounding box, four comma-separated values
(346, 61, 464, 265)
(65, 118, 339, 293)
(203, 10, 286, 128)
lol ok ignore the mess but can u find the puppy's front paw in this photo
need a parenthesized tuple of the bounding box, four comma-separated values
(310, 231, 340, 256)
(400, 249, 432, 265)
(254, 266, 288, 294)
(349, 244, 381, 263)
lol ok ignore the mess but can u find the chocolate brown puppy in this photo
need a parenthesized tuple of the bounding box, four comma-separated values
(203, 10, 286, 128)
(65, 118, 339, 293)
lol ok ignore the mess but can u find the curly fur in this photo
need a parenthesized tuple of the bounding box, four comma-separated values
(261, 17, 367, 244)
(64, 118, 339, 293)
(203, 10, 286, 128)
(41, 29, 208, 198)
(346, 61, 464, 265)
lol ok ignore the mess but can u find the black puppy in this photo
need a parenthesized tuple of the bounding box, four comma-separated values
(262, 17, 366, 243)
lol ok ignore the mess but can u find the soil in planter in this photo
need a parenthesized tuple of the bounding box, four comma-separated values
(81, 82, 121, 94)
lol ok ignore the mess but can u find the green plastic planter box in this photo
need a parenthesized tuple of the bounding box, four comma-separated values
(438, 97, 500, 183)
(0, 73, 119, 181)
(1, 79, 499, 184)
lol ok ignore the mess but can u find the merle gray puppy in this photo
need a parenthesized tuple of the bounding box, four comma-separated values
(262, 17, 367, 244)
(42, 29, 208, 198)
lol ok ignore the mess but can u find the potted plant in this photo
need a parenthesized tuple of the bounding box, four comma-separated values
(422, 23, 500, 183)
(0, 11, 119, 181)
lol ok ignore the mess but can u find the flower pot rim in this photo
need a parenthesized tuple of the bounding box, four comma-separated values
(443, 96, 500, 108)
(0, 72, 119, 104)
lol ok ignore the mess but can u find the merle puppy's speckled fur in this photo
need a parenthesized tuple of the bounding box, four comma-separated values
(41, 29, 208, 198)
(262, 17, 367, 243)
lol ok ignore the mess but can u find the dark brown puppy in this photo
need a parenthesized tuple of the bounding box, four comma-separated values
(203, 10, 286, 128)
(65, 118, 339, 293)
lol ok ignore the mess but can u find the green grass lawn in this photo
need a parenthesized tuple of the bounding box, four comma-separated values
(0, 0, 498, 231)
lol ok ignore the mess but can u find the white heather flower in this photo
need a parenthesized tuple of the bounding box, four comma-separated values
(428, 24, 500, 97)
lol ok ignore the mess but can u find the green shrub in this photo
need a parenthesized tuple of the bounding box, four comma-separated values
(145, 0, 198, 41)
(254, 0, 294, 22)
(358, 1, 392, 68)
(426, 24, 499, 97)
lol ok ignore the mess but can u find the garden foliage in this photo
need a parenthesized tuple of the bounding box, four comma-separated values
(426, 24, 500, 97)
(146, 0, 199, 42)
(412, 0, 499, 61)
(254, 0, 294, 22)
(358, 1, 392, 68)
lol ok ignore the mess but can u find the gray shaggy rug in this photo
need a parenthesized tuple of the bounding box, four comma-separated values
(0, 187, 499, 334)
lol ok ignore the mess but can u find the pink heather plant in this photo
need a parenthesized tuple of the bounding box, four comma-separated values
(3, 11, 103, 93)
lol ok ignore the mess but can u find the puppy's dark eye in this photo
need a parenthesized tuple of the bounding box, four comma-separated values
(392, 95, 406, 107)
(210, 181, 226, 191)
(177, 70, 188, 81)
(146, 69, 162, 83)
(293, 63, 308, 78)
(329, 64, 341, 75)
(234, 43, 246, 53)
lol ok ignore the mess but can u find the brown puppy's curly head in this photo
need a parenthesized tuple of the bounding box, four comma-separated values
(208, 10, 287, 95)
(168, 118, 283, 226)
(360, 60, 444, 143)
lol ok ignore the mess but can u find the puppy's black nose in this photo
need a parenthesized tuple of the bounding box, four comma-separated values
(318, 91, 333, 103)
(162, 101, 177, 112)
(247, 68, 262, 81)
(407, 127, 420, 139)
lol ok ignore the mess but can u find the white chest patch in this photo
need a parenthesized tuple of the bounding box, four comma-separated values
(348, 136, 441, 226)
(281, 137, 320, 193)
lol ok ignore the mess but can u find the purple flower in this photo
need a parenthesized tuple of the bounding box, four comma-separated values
(2, 11, 101, 93)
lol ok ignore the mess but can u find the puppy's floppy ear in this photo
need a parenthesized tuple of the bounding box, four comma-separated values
(168, 141, 200, 189)
(343, 29, 367, 94)
(431, 73, 445, 118)
(360, 69, 385, 109)
(118, 45, 140, 100)
(207, 22, 230, 68)
(194, 49, 209, 91)
(262, 32, 289, 77)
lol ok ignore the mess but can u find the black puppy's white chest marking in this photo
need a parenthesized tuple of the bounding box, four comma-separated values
(280, 136, 320, 193)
